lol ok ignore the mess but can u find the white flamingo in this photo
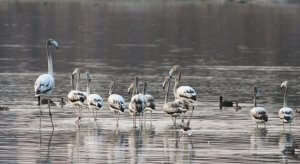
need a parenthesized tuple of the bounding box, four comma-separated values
(143, 81, 155, 124)
(107, 81, 126, 127)
(250, 86, 268, 127)
(162, 75, 187, 126)
(278, 81, 295, 125)
(34, 38, 59, 130)
(86, 72, 104, 121)
(67, 68, 87, 127)
(128, 77, 146, 128)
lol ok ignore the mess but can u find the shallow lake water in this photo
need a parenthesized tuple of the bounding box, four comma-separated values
(1, 0, 300, 163)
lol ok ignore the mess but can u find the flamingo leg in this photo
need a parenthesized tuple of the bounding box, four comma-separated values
(174, 117, 177, 127)
(95, 110, 98, 121)
(114, 112, 118, 126)
(171, 116, 175, 125)
(150, 110, 152, 125)
(48, 99, 54, 130)
(77, 106, 82, 128)
(133, 114, 136, 128)
(144, 111, 147, 124)
(117, 112, 120, 127)
(91, 108, 96, 121)
(72, 107, 77, 116)
(142, 112, 144, 125)
(39, 96, 43, 116)
(38, 96, 41, 106)
(139, 112, 143, 126)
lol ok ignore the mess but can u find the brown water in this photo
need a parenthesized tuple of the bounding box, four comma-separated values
(1, 0, 300, 163)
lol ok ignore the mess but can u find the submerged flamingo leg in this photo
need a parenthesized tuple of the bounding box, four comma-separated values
(48, 99, 54, 130)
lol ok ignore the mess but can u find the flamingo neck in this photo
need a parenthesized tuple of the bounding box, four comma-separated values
(109, 84, 113, 96)
(71, 75, 75, 90)
(76, 73, 80, 91)
(143, 83, 146, 95)
(173, 78, 179, 99)
(187, 106, 194, 126)
(47, 46, 54, 75)
(86, 79, 90, 96)
(165, 79, 170, 104)
(134, 78, 139, 95)
(283, 87, 287, 107)
(253, 94, 257, 107)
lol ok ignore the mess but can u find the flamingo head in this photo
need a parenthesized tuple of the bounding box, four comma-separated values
(47, 38, 59, 49)
(169, 65, 180, 78)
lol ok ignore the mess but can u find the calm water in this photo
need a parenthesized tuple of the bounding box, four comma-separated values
(1, 0, 300, 163)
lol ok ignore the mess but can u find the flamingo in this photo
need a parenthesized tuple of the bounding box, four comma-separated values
(34, 38, 59, 130)
(250, 86, 268, 127)
(107, 81, 126, 127)
(167, 65, 197, 110)
(278, 81, 295, 125)
(67, 68, 87, 127)
(143, 81, 155, 124)
(86, 72, 104, 121)
(128, 77, 146, 128)
(162, 75, 187, 126)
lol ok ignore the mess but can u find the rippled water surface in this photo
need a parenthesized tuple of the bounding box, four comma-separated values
(1, 0, 300, 163)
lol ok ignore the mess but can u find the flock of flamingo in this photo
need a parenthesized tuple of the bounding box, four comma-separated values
(34, 39, 295, 132)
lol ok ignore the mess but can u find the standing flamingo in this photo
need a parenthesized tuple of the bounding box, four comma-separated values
(167, 65, 197, 111)
(107, 81, 126, 127)
(128, 77, 146, 128)
(278, 81, 295, 126)
(162, 75, 187, 126)
(86, 72, 104, 121)
(250, 86, 268, 127)
(67, 68, 87, 127)
(34, 38, 59, 130)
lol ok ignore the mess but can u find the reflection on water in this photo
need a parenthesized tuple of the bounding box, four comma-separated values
(279, 130, 298, 163)
(250, 127, 268, 152)
(1, 0, 300, 163)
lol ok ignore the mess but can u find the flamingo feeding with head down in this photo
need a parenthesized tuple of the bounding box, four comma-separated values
(34, 38, 59, 130)
(86, 72, 104, 121)
(107, 80, 126, 127)
(250, 86, 268, 127)
(128, 77, 146, 128)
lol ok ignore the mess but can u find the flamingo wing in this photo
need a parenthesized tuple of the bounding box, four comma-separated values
(68, 90, 87, 103)
(88, 94, 104, 109)
(177, 86, 197, 101)
(108, 94, 126, 112)
(34, 74, 54, 96)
